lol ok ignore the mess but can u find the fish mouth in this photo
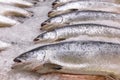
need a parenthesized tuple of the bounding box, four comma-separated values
(41, 22, 48, 27)
(33, 38, 40, 42)
(12, 61, 45, 73)
(13, 57, 22, 63)
(48, 11, 61, 17)
(52, 2, 63, 8)
(48, 10, 73, 17)
(11, 61, 31, 70)
(48, 11, 55, 17)
(33, 38, 52, 44)
(40, 23, 56, 31)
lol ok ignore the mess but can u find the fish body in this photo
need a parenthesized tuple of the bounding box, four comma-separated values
(41, 10, 120, 31)
(0, 41, 11, 50)
(0, 0, 33, 8)
(13, 41, 120, 80)
(35, 23, 120, 43)
(49, 1, 120, 17)
(0, 4, 31, 17)
(0, 15, 19, 27)
(53, 0, 120, 8)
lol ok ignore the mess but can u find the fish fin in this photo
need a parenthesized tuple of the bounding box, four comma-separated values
(43, 63, 62, 70)
(43, 26, 55, 31)
(105, 74, 120, 80)
(55, 38, 66, 42)
(69, 9, 79, 12)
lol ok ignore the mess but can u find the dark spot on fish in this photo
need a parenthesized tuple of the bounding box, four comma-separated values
(33, 38, 39, 41)
(33, 2, 37, 5)
(44, 63, 62, 70)
(41, 22, 47, 26)
(70, 9, 79, 12)
(52, 66, 62, 70)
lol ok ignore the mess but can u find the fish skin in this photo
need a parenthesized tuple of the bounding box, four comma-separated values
(41, 10, 120, 31)
(35, 23, 120, 43)
(53, 0, 120, 8)
(13, 41, 120, 79)
(0, 4, 31, 17)
(0, 0, 33, 8)
(0, 15, 19, 27)
(0, 41, 11, 50)
(49, 1, 120, 17)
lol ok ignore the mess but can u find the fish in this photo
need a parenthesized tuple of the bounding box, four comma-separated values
(0, 4, 31, 17)
(0, 0, 33, 8)
(0, 41, 11, 50)
(0, 15, 19, 27)
(13, 41, 120, 80)
(49, 1, 120, 17)
(52, 0, 120, 8)
(34, 23, 120, 43)
(41, 10, 120, 31)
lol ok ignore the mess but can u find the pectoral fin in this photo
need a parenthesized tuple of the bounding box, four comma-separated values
(105, 74, 120, 80)
(69, 9, 79, 12)
(55, 38, 66, 42)
(43, 63, 62, 70)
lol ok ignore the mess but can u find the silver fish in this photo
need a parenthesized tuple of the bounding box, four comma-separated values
(41, 10, 120, 31)
(49, 1, 120, 17)
(0, 0, 33, 8)
(0, 15, 19, 27)
(0, 41, 11, 50)
(13, 41, 120, 80)
(34, 23, 120, 43)
(52, 0, 120, 8)
(0, 4, 31, 17)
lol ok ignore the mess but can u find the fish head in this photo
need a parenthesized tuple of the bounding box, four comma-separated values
(40, 16, 63, 30)
(33, 32, 56, 43)
(12, 50, 48, 71)
(52, 0, 63, 8)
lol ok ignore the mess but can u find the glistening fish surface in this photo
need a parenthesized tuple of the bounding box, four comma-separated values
(52, 0, 120, 8)
(13, 41, 120, 80)
(49, 1, 120, 17)
(41, 10, 120, 31)
(34, 23, 120, 43)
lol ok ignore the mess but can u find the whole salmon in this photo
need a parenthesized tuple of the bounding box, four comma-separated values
(41, 10, 120, 31)
(52, 0, 120, 8)
(34, 23, 120, 43)
(49, 1, 120, 17)
(13, 41, 120, 80)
